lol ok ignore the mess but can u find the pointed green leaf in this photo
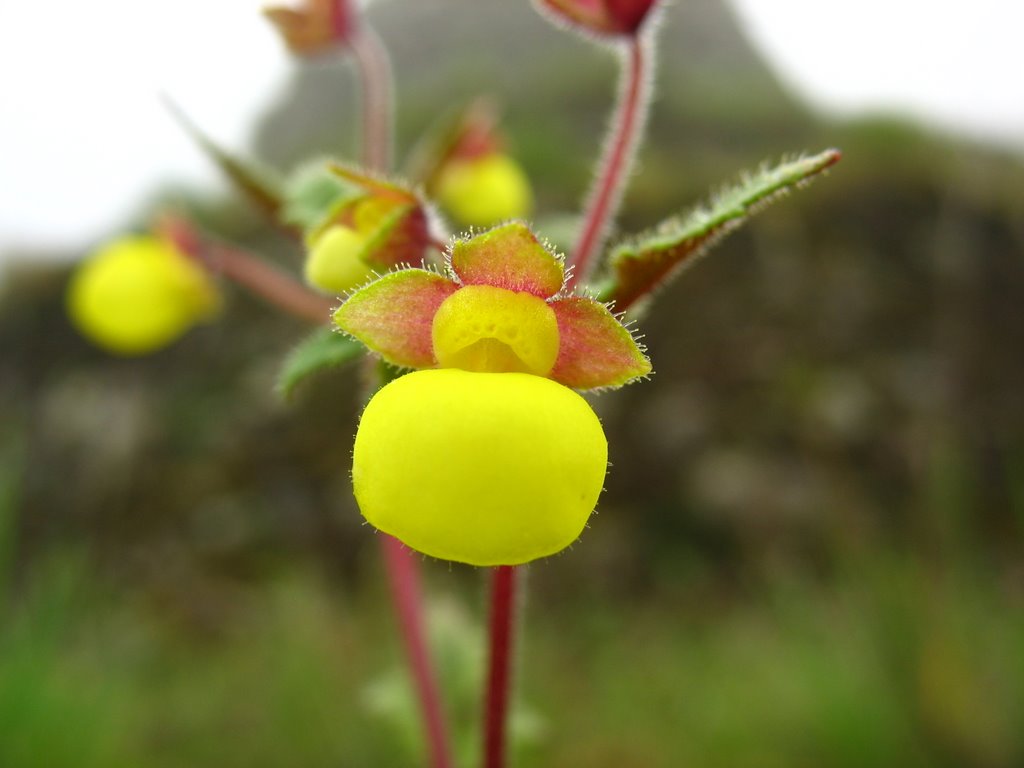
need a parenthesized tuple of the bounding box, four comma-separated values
(277, 326, 364, 400)
(603, 149, 841, 310)
(164, 97, 285, 222)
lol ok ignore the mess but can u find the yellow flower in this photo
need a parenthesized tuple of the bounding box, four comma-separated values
(353, 369, 607, 565)
(335, 222, 650, 565)
(67, 235, 219, 356)
(435, 153, 533, 228)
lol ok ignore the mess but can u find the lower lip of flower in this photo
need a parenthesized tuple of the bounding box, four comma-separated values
(351, 368, 608, 565)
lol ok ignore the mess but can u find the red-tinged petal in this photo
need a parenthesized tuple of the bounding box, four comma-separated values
(334, 270, 458, 368)
(449, 222, 564, 299)
(549, 297, 651, 389)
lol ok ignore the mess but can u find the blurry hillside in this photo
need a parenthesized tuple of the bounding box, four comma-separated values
(2, 1, 1024, 766)
(4, 0, 1022, 589)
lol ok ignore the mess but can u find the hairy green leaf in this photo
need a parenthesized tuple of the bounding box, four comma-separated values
(277, 327, 364, 400)
(603, 148, 841, 310)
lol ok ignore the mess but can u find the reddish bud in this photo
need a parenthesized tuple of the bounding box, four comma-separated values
(264, 0, 356, 56)
(536, 0, 659, 38)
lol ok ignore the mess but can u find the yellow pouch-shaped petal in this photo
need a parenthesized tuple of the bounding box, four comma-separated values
(67, 235, 218, 356)
(352, 369, 607, 565)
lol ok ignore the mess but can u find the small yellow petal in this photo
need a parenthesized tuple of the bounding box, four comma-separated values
(432, 285, 559, 376)
(67, 235, 218, 356)
(352, 369, 607, 565)
(435, 154, 533, 228)
(304, 224, 375, 294)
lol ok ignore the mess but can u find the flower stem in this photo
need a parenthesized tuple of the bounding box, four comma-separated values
(349, 24, 393, 172)
(483, 565, 518, 768)
(381, 535, 454, 768)
(205, 243, 334, 325)
(160, 216, 334, 324)
(567, 35, 651, 291)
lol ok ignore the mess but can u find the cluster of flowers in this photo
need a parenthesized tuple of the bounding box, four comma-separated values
(67, 0, 677, 569)
(65, 0, 837, 581)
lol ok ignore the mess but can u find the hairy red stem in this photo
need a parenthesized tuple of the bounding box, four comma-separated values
(567, 36, 650, 290)
(381, 536, 454, 768)
(206, 244, 334, 325)
(483, 565, 518, 768)
(349, 25, 393, 172)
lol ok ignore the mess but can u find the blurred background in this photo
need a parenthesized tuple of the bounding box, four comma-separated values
(2, 0, 1023, 766)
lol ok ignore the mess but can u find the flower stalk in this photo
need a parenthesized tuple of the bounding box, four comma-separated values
(349, 24, 393, 172)
(483, 565, 518, 768)
(380, 535, 454, 768)
(160, 218, 334, 325)
(567, 34, 651, 290)
(205, 243, 335, 324)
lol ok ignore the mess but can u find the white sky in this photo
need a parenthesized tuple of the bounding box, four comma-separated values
(1, 0, 1022, 260)
(727, 0, 1024, 146)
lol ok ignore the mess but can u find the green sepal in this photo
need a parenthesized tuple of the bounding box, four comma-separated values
(282, 162, 362, 233)
(603, 149, 841, 310)
(163, 97, 285, 222)
(276, 326, 364, 400)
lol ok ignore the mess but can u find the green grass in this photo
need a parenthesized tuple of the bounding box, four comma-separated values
(1, 549, 1021, 768)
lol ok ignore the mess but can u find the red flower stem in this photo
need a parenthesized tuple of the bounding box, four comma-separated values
(206, 244, 334, 325)
(566, 35, 651, 291)
(380, 536, 455, 768)
(483, 565, 518, 768)
(349, 25, 393, 172)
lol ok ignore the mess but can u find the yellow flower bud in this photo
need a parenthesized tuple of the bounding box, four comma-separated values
(431, 284, 559, 376)
(352, 369, 607, 565)
(66, 235, 219, 356)
(435, 154, 533, 228)
(304, 224, 375, 294)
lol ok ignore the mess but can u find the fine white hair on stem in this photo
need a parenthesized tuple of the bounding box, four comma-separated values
(567, 25, 658, 290)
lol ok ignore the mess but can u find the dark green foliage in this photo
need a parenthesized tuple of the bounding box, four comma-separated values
(277, 326, 364, 400)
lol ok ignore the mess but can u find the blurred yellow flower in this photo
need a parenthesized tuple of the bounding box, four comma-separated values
(304, 224, 375, 294)
(435, 154, 533, 228)
(67, 235, 219, 355)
